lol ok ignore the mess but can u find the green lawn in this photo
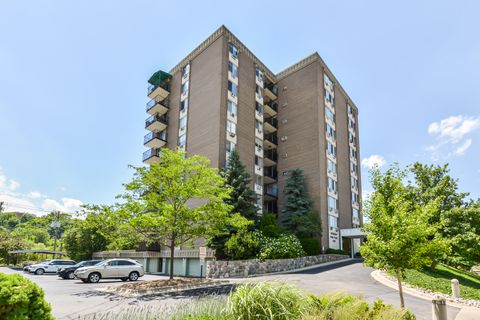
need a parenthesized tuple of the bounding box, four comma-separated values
(400, 264, 480, 300)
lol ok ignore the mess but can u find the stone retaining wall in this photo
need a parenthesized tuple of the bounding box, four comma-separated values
(207, 254, 349, 278)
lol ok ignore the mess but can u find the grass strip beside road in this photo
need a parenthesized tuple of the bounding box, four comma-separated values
(399, 264, 480, 300)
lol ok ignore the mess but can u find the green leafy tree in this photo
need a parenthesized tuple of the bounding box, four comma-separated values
(0, 212, 19, 231)
(115, 149, 241, 279)
(259, 212, 282, 238)
(63, 217, 109, 262)
(0, 227, 27, 264)
(360, 165, 448, 308)
(442, 201, 480, 268)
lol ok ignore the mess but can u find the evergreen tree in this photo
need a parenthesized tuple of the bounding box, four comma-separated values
(282, 169, 311, 231)
(223, 149, 258, 222)
(209, 150, 259, 259)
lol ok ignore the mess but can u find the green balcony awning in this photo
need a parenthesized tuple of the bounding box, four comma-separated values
(148, 70, 172, 86)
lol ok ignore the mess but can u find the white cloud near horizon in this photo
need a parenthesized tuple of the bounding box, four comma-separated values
(427, 115, 480, 159)
(361, 155, 386, 169)
(0, 166, 83, 215)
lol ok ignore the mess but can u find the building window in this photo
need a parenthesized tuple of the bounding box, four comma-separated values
(180, 99, 188, 112)
(351, 177, 358, 189)
(324, 74, 333, 88)
(255, 137, 263, 151)
(328, 177, 337, 192)
(255, 155, 262, 167)
(326, 124, 336, 139)
(349, 132, 355, 143)
(327, 142, 336, 157)
(328, 196, 337, 210)
(228, 80, 238, 96)
(256, 85, 263, 97)
(349, 118, 355, 130)
(325, 107, 335, 123)
(179, 116, 187, 131)
(228, 43, 238, 59)
(255, 102, 263, 114)
(352, 192, 359, 204)
(348, 104, 354, 115)
(227, 120, 236, 135)
(181, 81, 189, 95)
(178, 133, 186, 148)
(327, 159, 337, 175)
(324, 90, 334, 104)
(352, 208, 359, 219)
(351, 162, 357, 173)
(181, 64, 190, 78)
(255, 119, 262, 132)
(328, 215, 338, 228)
(350, 147, 357, 159)
(255, 67, 264, 82)
(255, 174, 262, 186)
(256, 194, 263, 206)
(228, 61, 238, 78)
(226, 141, 236, 163)
(227, 100, 237, 117)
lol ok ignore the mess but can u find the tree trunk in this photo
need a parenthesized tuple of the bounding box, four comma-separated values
(395, 269, 405, 308)
(169, 236, 175, 280)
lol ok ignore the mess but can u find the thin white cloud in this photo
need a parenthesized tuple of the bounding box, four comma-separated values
(27, 191, 45, 199)
(361, 155, 386, 169)
(41, 198, 83, 213)
(0, 166, 83, 215)
(427, 115, 480, 159)
(454, 139, 472, 156)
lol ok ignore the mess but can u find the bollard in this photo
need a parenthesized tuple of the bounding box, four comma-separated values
(432, 296, 447, 320)
(451, 278, 460, 298)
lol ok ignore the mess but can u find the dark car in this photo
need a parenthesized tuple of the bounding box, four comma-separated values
(57, 260, 103, 279)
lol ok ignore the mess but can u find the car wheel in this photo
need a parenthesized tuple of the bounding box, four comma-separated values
(88, 273, 101, 283)
(35, 269, 45, 275)
(66, 272, 75, 280)
(128, 272, 139, 281)
(121, 277, 128, 282)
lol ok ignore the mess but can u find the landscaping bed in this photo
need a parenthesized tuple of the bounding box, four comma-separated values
(103, 278, 230, 297)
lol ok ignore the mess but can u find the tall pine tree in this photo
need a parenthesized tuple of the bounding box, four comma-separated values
(209, 149, 258, 259)
(223, 149, 258, 222)
(282, 169, 312, 231)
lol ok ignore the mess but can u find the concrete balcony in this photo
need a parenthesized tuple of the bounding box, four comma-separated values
(264, 84, 278, 101)
(264, 101, 278, 117)
(143, 148, 161, 164)
(144, 131, 167, 149)
(146, 99, 169, 116)
(263, 167, 277, 184)
(148, 83, 170, 101)
(145, 114, 168, 132)
(264, 183, 278, 200)
(264, 150, 277, 167)
(264, 133, 277, 150)
(263, 117, 277, 134)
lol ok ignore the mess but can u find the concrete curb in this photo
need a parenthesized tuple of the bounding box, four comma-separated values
(99, 280, 231, 298)
(371, 270, 480, 310)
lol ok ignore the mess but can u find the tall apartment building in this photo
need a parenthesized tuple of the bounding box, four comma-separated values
(143, 26, 362, 253)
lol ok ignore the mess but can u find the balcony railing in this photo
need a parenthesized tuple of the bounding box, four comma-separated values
(264, 149, 278, 162)
(264, 184, 278, 198)
(264, 117, 278, 129)
(148, 82, 170, 96)
(266, 101, 278, 112)
(146, 99, 169, 113)
(264, 167, 278, 180)
(145, 114, 169, 129)
(264, 133, 278, 145)
(265, 84, 278, 96)
(143, 148, 161, 161)
(144, 131, 168, 145)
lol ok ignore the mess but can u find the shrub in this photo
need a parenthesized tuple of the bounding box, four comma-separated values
(325, 248, 345, 255)
(299, 238, 320, 256)
(224, 231, 260, 260)
(228, 282, 305, 320)
(257, 233, 306, 260)
(258, 213, 282, 238)
(0, 272, 53, 320)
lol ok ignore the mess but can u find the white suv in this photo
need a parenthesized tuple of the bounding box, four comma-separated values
(74, 259, 144, 283)
(28, 259, 76, 275)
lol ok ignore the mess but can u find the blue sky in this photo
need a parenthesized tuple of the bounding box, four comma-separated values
(0, 0, 479, 214)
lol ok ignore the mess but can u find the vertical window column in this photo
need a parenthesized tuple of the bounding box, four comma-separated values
(348, 104, 360, 227)
(226, 44, 239, 167)
(178, 64, 190, 151)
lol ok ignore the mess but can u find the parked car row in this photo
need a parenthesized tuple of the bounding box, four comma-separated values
(23, 258, 145, 283)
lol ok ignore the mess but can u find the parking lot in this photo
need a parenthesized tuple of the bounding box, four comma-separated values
(0, 267, 179, 319)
